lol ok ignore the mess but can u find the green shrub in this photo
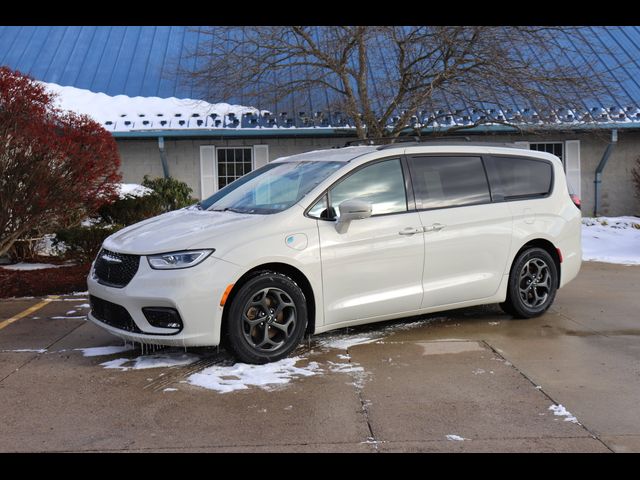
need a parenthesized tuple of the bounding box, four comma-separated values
(98, 194, 164, 226)
(142, 175, 196, 212)
(633, 156, 640, 200)
(54, 224, 120, 262)
(52, 177, 195, 262)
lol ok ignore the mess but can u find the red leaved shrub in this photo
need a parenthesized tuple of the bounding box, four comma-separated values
(0, 264, 91, 299)
(0, 66, 121, 257)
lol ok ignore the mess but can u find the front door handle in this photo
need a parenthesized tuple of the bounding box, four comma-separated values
(424, 223, 446, 232)
(398, 227, 422, 236)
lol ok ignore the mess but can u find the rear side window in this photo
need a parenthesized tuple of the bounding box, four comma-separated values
(487, 156, 553, 200)
(409, 156, 491, 209)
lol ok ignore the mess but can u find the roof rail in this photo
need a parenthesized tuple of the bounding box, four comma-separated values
(343, 137, 423, 147)
(343, 136, 524, 150)
(376, 139, 523, 150)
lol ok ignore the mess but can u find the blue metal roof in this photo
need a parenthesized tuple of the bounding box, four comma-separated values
(2, 26, 640, 132)
(2, 26, 640, 104)
(0, 26, 201, 98)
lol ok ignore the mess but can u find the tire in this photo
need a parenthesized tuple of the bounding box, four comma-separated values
(224, 271, 308, 364)
(500, 247, 558, 319)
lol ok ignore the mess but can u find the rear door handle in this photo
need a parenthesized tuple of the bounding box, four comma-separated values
(424, 223, 445, 232)
(398, 227, 422, 236)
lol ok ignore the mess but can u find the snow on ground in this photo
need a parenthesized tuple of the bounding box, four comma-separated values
(0, 262, 64, 271)
(446, 434, 468, 441)
(188, 357, 321, 393)
(319, 334, 379, 350)
(76, 345, 135, 357)
(582, 216, 640, 265)
(548, 404, 579, 423)
(101, 352, 200, 371)
(1, 348, 47, 354)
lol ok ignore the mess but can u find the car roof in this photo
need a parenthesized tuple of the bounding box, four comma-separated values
(272, 146, 379, 163)
(272, 143, 561, 165)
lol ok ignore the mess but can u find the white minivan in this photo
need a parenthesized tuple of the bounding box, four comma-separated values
(88, 143, 582, 364)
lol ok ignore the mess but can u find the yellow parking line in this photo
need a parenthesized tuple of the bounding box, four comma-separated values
(0, 296, 60, 331)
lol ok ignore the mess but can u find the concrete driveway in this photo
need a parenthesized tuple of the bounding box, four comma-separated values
(0, 262, 638, 452)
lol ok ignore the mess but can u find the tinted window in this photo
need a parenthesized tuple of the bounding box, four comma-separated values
(489, 156, 552, 199)
(409, 156, 491, 209)
(329, 159, 407, 218)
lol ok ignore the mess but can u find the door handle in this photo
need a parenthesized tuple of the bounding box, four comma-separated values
(424, 223, 445, 232)
(398, 227, 421, 235)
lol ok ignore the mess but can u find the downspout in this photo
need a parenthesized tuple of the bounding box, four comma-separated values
(593, 129, 617, 217)
(158, 136, 170, 178)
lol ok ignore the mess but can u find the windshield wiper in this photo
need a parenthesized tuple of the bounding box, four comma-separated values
(209, 207, 247, 214)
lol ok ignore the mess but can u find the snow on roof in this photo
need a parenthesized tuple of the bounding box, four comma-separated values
(41, 81, 640, 135)
(43, 81, 265, 133)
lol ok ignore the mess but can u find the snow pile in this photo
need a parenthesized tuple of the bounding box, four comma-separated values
(42, 81, 264, 132)
(101, 352, 200, 371)
(446, 434, 468, 441)
(118, 183, 153, 198)
(76, 345, 135, 357)
(0, 262, 64, 271)
(319, 334, 379, 350)
(187, 357, 321, 393)
(582, 216, 640, 265)
(548, 404, 579, 423)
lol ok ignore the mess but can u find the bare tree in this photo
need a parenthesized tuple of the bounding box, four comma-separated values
(180, 26, 617, 140)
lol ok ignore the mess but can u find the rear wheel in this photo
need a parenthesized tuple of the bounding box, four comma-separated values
(500, 248, 558, 318)
(224, 271, 307, 364)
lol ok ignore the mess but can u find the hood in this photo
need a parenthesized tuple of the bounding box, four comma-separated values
(102, 208, 269, 255)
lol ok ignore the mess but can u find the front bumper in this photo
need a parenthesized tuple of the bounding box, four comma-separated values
(87, 254, 242, 347)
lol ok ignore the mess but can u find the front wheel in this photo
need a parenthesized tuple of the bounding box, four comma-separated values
(500, 248, 558, 318)
(224, 271, 308, 364)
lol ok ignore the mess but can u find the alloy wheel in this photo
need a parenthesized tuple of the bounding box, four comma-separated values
(242, 287, 297, 352)
(518, 258, 552, 308)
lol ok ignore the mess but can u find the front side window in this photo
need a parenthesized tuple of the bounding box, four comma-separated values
(200, 161, 344, 214)
(409, 156, 491, 209)
(325, 159, 407, 218)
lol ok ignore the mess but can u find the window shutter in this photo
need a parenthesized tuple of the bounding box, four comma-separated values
(199, 146, 216, 199)
(564, 140, 581, 197)
(253, 144, 269, 169)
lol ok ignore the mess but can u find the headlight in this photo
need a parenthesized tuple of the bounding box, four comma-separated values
(147, 249, 214, 270)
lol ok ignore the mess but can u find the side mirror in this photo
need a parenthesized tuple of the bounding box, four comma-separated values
(335, 199, 372, 234)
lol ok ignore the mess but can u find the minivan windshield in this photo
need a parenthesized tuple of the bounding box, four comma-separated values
(199, 161, 344, 214)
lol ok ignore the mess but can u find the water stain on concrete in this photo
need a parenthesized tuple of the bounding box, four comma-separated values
(416, 341, 485, 355)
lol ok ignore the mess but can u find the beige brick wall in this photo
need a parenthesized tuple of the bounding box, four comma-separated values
(115, 131, 640, 216)
(116, 136, 355, 199)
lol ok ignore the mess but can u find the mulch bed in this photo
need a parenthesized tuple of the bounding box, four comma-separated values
(0, 263, 91, 299)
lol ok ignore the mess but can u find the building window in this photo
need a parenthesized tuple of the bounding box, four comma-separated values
(217, 147, 253, 189)
(529, 142, 564, 163)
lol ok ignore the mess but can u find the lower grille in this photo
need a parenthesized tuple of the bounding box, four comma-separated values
(90, 295, 142, 333)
